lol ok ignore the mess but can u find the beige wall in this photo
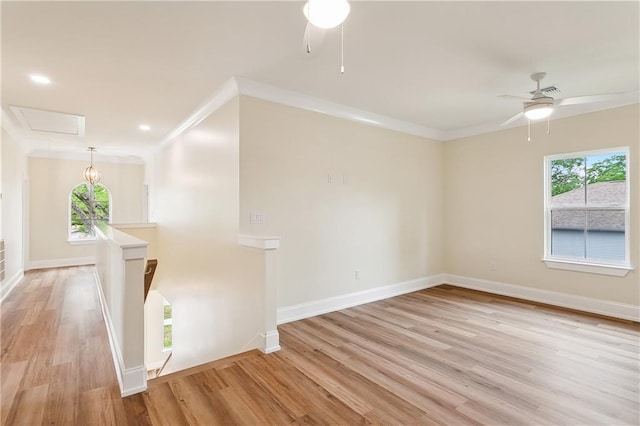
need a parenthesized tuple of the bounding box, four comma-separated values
(148, 97, 265, 373)
(444, 104, 639, 305)
(1, 130, 27, 297)
(29, 157, 145, 263)
(239, 96, 445, 308)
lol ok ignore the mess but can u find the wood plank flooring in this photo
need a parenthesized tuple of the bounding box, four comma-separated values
(2, 266, 639, 425)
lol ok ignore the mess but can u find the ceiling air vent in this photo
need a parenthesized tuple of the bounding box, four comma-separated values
(530, 85, 560, 95)
(10, 106, 85, 137)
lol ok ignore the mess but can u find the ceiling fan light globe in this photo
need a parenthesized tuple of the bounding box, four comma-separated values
(524, 104, 553, 120)
(303, 0, 350, 29)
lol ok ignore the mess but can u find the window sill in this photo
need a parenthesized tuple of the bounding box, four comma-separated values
(67, 239, 96, 245)
(543, 258, 632, 277)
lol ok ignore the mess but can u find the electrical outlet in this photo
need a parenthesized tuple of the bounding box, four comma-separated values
(355, 269, 360, 280)
(250, 210, 265, 225)
(490, 261, 497, 271)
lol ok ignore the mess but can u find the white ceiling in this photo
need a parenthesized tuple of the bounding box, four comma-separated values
(2, 1, 639, 162)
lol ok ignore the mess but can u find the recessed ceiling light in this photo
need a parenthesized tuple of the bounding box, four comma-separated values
(139, 124, 151, 131)
(29, 74, 51, 85)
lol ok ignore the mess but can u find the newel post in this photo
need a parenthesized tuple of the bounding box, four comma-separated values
(237, 235, 281, 353)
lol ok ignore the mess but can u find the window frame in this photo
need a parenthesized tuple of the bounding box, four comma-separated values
(543, 147, 632, 277)
(67, 182, 112, 243)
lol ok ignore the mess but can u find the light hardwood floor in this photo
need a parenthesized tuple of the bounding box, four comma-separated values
(1, 266, 639, 425)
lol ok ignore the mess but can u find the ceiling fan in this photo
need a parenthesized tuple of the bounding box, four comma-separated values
(500, 72, 627, 127)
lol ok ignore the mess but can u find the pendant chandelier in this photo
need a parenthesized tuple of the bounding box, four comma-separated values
(82, 147, 101, 184)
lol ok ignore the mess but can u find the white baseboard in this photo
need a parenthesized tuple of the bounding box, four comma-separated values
(93, 270, 147, 397)
(28, 257, 95, 270)
(120, 366, 148, 397)
(277, 274, 445, 324)
(1, 269, 24, 303)
(260, 330, 281, 354)
(444, 274, 639, 322)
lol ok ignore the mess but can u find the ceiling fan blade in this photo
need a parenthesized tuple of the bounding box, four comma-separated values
(498, 94, 532, 101)
(500, 111, 524, 127)
(303, 21, 326, 53)
(556, 93, 625, 106)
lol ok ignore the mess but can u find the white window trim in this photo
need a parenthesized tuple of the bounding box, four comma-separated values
(543, 146, 632, 276)
(67, 183, 113, 243)
(67, 239, 96, 246)
(542, 259, 632, 277)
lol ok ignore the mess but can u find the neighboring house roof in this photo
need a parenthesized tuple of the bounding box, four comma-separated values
(551, 181, 625, 231)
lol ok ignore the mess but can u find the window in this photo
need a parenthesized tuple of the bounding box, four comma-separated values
(69, 183, 111, 241)
(544, 147, 631, 276)
(163, 298, 172, 351)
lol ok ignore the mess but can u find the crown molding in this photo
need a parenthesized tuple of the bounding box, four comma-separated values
(158, 77, 239, 150)
(154, 79, 640, 151)
(1, 107, 28, 150)
(159, 76, 447, 146)
(234, 77, 447, 141)
(28, 149, 144, 164)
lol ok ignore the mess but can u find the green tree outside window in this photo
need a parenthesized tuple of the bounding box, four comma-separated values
(70, 183, 110, 239)
(551, 153, 626, 196)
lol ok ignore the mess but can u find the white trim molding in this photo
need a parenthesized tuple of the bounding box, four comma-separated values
(159, 77, 239, 149)
(28, 257, 95, 271)
(543, 259, 632, 277)
(158, 78, 639, 150)
(235, 77, 446, 141)
(93, 268, 147, 397)
(111, 222, 158, 229)
(277, 274, 446, 325)
(94, 269, 128, 395)
(444, 274, 639, 322)
(260, 330, 281, 354)
(237, 235, 281, 250)
(120, 366, 148, 397)
(1, 270, 24, 303)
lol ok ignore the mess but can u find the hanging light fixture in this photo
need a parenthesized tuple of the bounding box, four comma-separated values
(303, 0, 350, 29)
(82, 147, 101, 184)
(524, 101, 554, 120)
(303, 0, 350, 73)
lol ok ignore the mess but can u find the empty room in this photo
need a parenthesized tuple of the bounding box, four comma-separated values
(1, 1, 638, 424)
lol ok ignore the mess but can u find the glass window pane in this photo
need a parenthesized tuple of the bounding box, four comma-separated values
(69, 183, 110, 240)
(551, 210, 585, 258)
(586, 210, 625, 261)
(551, 229, 585, 259)
(550, 157, 585, 205)
(551, 210, 585, 231)
(586, 210, 625, 232)
(163, 325, 172, 349)
(585, 153, 626, 206)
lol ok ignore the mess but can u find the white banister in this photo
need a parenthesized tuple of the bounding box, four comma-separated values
(95, 224, 148, 397)
(238, 235, 281, 353)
